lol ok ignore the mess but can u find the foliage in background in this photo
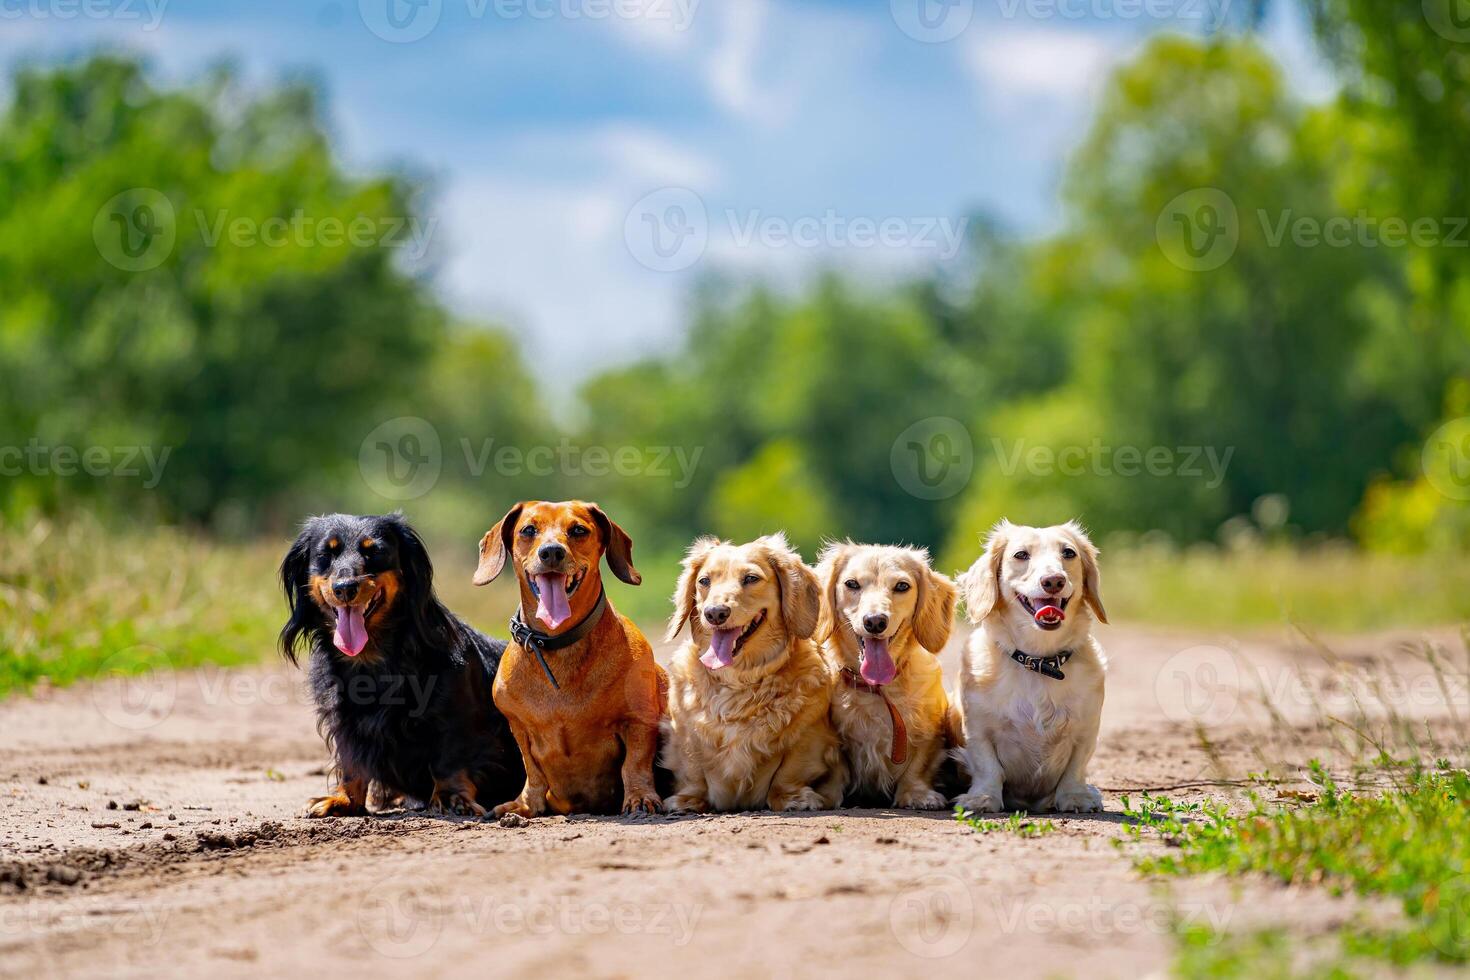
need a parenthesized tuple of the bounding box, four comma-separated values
(1, 4, 1468, 568)
(0, 57, 553, 535)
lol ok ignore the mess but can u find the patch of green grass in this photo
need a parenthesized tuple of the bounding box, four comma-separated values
(1121, 764, 1470, 975)
(1105, 543, 1470, 631)
(954, 805, 1058, 837)
(0, 518, 281, 697)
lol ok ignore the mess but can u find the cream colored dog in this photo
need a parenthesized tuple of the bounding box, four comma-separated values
(662, 533, 846, 813)
(817, 543, 957, 809)
(952, 520, 1108, 814)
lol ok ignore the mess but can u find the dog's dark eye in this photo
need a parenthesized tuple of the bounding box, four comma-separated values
(1061, 547, 1077, 560)
(894, 581, 911, 593)
(844, 579, 860, 591)
(1013, 551, 1029, 561)
(698, 575, 711, 588)
(519, 524, 537, 538)
(569, 525, 590, 538)
(742, 573, 760, 586)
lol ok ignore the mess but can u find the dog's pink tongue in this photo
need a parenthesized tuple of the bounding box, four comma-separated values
(534, 574, 571, 630)
(1035, 604, 1065, 626)
(700, 628, 739, 671)
(860, 636, 896, 686)
(333, 605, 368, 657)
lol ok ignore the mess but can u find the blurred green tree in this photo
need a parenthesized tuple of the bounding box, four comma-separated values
(0, 56, 544, 532)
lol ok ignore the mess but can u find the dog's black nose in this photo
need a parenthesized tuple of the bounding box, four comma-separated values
(704, 604, 730, 627)
(538, 543, 566, 565)
(332, 579, 359, 602)
(1040, 575, 1066, 595)
(862, 613, 888, 635)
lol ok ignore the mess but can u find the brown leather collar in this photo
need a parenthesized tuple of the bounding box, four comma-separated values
(838, 668, 908, 765)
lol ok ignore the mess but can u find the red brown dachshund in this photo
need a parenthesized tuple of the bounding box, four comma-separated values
(474, 500, 666, 817)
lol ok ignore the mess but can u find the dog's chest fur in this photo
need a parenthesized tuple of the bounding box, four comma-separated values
(964, 631, 1105, 804)
(669, 640, 827, 803)
(830, 665, 939, 795)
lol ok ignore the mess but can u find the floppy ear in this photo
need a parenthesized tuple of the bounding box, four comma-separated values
(277, 523, 316, 665)
(912, 557, 957, 653)
(588, 503, 641, 586)
(762, 533, 822, 641)
(666, 536, 719, 642)
(1065, 520, 1108, 625)
(814, 541, 853, 645)
(958, 519, 1010, 624)
(385, 513, 453, 644)
(473, 502, 524, 586)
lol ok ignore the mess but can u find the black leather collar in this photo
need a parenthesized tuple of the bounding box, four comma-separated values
(1010, 647, 1073, 680)
(508, 588, 608, 690)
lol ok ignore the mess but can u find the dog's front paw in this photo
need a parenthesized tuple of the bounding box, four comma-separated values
(774, 787, 826, 812)
(664, 794, 709, 815)
(430, 791, 486, 818)
(492, 797, 543, 820)
(621, 790, 663, 815)
(305, 793, 366, 818)
(1053, 784, 1103, 813)
(895, 787, 948, 811)
(953, 790, 1004, 814)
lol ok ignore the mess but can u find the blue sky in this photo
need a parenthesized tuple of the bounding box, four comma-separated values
(1, 0, 1334, 380)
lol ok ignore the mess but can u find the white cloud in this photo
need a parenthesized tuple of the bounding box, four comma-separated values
(436, 171, 684, 389)
(705, 0, 770, 120)
(599, 0, 702, 51)
(965, 27, 1127, 110)
(591, 124, 720, 188)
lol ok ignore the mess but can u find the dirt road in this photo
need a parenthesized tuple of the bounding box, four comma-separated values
(2, 623, 1462, 978)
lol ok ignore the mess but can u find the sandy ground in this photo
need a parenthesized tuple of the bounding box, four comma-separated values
(2, 622, 1465, 979)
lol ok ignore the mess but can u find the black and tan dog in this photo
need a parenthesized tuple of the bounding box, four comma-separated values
(473, 500, 665, 817)
(280, 513, 523, 817)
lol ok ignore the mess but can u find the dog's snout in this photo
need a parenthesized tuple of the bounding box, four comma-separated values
(332, 579, 360, 602)
(1039, 574, 1066, 595)
(537, 543, 567, 566)
(862, 613, 889, 635)
(703, 604, 731, 627)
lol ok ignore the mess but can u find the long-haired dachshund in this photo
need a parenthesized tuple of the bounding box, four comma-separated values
(280, 513, 523, 817)
(816, 542, 957, 809)
(662, 533, 846, 813)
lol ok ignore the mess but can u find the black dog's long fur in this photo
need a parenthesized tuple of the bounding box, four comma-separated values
(279, 513, 523, 808)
